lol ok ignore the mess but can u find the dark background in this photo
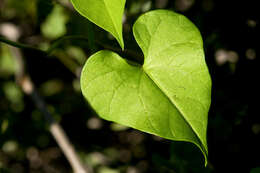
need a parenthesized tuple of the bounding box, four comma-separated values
(0, 0, 259, 172)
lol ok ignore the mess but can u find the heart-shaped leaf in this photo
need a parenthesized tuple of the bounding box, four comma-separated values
(81, 10, 211, 164)
(70, 0, 126, 49)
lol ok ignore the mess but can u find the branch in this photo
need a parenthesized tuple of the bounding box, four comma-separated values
(7, 45, 92, 173)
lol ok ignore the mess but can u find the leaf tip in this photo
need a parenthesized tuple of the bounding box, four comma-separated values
(117, 35, 124, 50)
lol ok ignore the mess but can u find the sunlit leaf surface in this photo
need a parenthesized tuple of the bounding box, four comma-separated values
(81, 10, 211, 164)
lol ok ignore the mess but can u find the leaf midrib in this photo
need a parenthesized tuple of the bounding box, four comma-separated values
(102, 0, 121, 44)
(142, 65, 205, 153)
(138, 21, 205, 149)
(138, 70, 159, 132)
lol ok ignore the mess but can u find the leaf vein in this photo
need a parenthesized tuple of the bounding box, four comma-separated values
(137, 72, 158, 132)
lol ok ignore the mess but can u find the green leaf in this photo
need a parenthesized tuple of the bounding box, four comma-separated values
(81, 10, 211, 165)
(70, 0, 126, 49)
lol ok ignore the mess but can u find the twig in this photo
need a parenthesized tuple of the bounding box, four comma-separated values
(7, 46, 91, 173)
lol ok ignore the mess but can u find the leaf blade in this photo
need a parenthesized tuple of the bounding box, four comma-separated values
(134, 10, 211, 159)
(70, 0, 125, 49)
(81, 10, 211, 165)
(81, 50, 203, 144)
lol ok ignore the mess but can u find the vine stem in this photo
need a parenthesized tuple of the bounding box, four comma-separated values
(2, 41, 91, 173)
(48, 35, 143, 61)
(0, 36, 42, 51)
(50, 0, 143, 62)
(0, 35, 144, 63)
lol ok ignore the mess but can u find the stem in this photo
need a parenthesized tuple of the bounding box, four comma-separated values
(47, 35, 89, 54)
(0, 36, 42, 52)
(1, 35, 144, 64)
(46, 35, 144, 63)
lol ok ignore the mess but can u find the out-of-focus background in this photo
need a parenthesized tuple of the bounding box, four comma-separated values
(0, 0, 258, 172)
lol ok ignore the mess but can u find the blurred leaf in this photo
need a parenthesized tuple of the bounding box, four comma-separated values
(252, 124, 260, 135)
(73, 79, 81, 92)
(0, 45, 16, 77)
(129, 1, 142, 14)
(81, 10, 211, 165)
(71, 0, 126, 49)
(98, 166, 119, 173)
(66, 46, 86, 65)
(39, 79, 64, 96)
(3, 82, 23, 104)
(1, 119, 9, 134)
(141, 1, 152, 12)
(41, 5, 68, 39)
(84, 152, 108, 167)
(4, 0, 37, 18)
(2, 82, 24, 112)
(2, 141, 18, 153)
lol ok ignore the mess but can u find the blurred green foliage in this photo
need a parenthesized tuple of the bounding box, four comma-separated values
(0, 0, 258, 172)
(0, 45, 16, 77)
(41, 5, 68, 39)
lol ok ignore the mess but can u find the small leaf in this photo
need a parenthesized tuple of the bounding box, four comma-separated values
(70, 0, 126, 49)
(81, 10, 211, 165)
